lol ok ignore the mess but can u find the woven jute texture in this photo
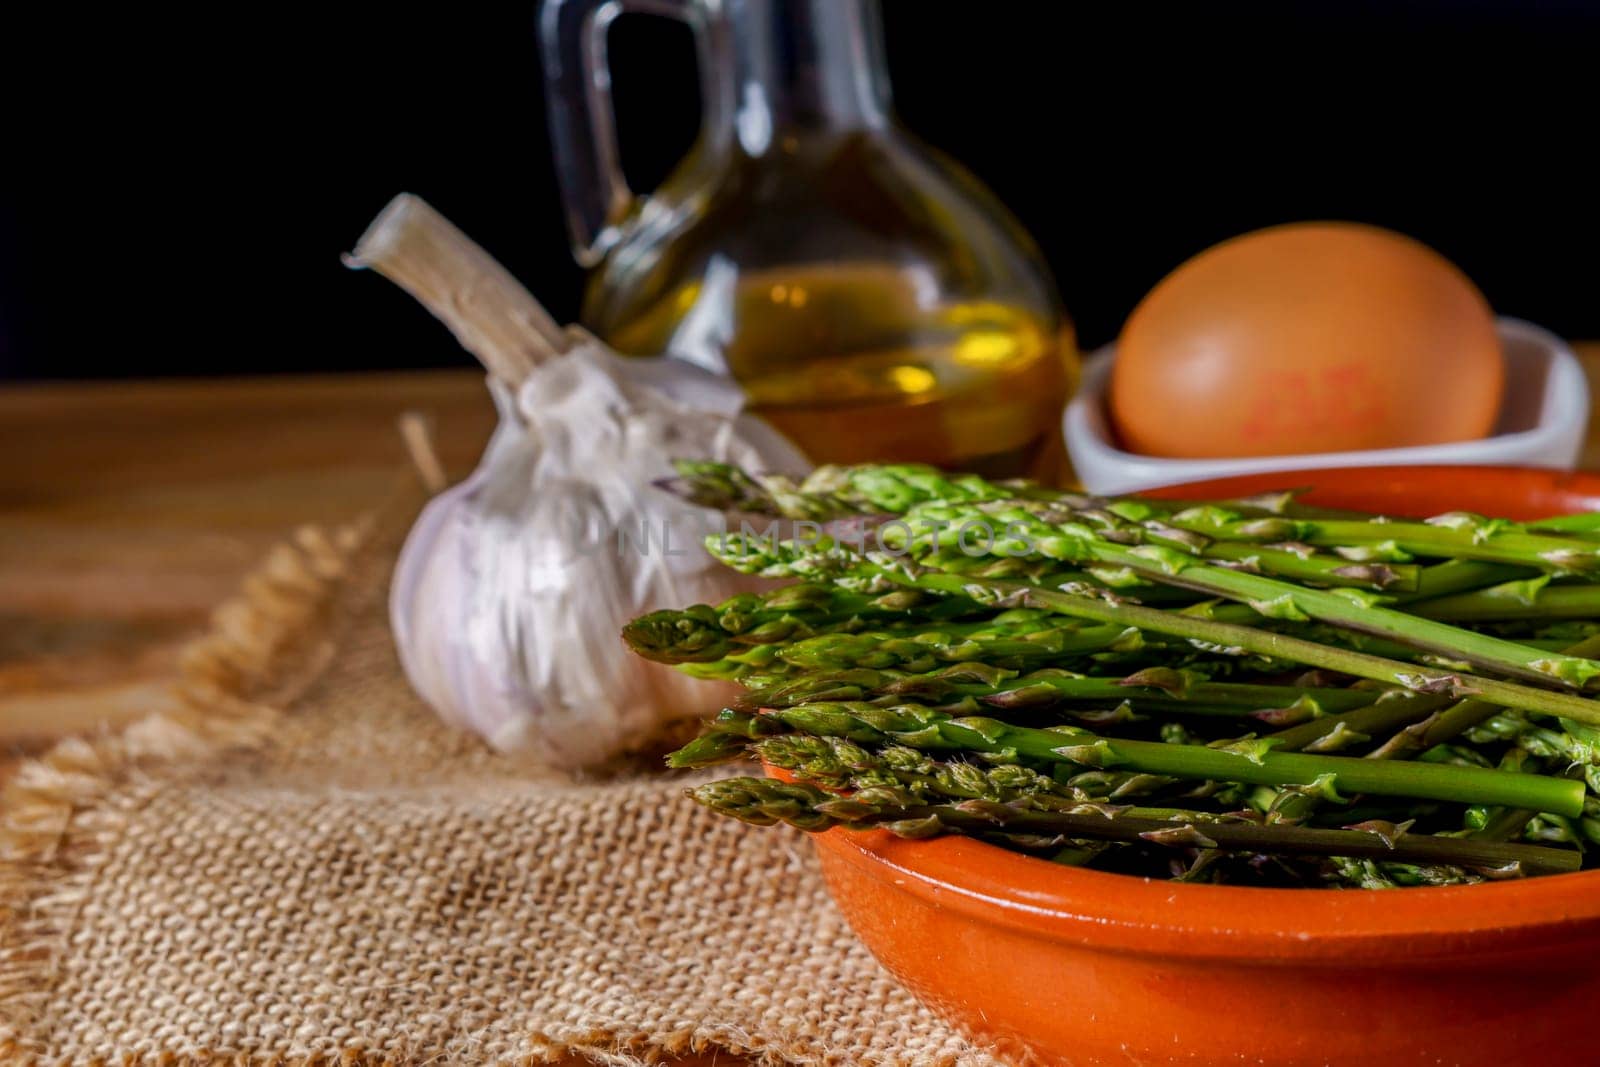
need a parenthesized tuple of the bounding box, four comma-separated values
(0, 485, 1003, 1066)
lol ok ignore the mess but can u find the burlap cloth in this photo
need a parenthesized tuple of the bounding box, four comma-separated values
(0, 484, 1005, 1066)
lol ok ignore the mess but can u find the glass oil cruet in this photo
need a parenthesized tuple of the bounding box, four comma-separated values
(540, 0, 1075, 473)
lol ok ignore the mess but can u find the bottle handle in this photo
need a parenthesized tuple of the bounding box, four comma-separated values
(539, 0, 706, 268)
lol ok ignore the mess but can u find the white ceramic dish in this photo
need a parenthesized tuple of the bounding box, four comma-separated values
(1063, 317, 1588, 495)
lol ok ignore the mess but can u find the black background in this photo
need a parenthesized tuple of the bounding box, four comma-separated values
(3, 1, 1597, 381)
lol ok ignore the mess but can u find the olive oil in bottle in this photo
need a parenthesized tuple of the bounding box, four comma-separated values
(606, 264, 1076, 473)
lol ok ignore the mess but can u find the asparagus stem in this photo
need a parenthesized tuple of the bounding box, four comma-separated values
(892, 499, 1600, 689)
(1529, 513, 1600, 536)
(1366, 635, 1600, 762)
(674, 462, 1600, 684)
(673, 461, 1600, 682)
(1196, 540, 1419, 591)
(709, 702, 1585, 815)
(1406, 560, 1537, 601)
(902, 548, 1201, 602)
(1265, 692, 1452, 752)
(738, 663, 1378, 719)
(1259, 695, 1462, 820)
(1162, 512, 1600, 576)
(1190, 490, 1372, 521)
(693, 777, 1581, 876)
(671, 460, 1600, 573)
(669, 461, 1416, 590)
(1473, 808, 1538, 842)
(667, 460, 1007, 517)
(620, 583, 988, 664)
(672, 620, 1146, 683)
(1253, 637, 1600, 827)
(706, 534, 1600, 725)
(1407, 581, 1600, 622)
(755, 733, 1080, 802)
(673, 460, 1600, 575)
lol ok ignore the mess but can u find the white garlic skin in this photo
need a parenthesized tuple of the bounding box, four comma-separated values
(390, 346, 804, 768)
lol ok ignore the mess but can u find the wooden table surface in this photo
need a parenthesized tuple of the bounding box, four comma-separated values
(3, 348, 1598, 1064)
(0, 371, 491, 761)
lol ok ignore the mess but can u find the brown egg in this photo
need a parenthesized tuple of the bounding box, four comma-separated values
(1109, 223, 1504, 459)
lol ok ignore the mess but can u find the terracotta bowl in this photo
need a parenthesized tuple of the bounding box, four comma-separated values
(792, 467, 1600, 1067)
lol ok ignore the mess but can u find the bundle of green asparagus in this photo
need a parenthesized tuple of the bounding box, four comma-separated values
(624, 461, 1600, 887)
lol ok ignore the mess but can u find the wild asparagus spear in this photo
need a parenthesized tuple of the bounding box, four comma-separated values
(1155, 508, 1600, 575)
(673, 461, 1420, 591)
(671, 709, 1172, 802)
(749, 739, 1556, 884)
(1351, 635, 1600, 764)
(675, 460, 1600, 569)
(752, 712, 1579, 880)
(1530, 513, 1600, 536)
(679, 464, 1598, 676)
(1405, 560, 1536, 600)
(705, 533, 1600, 724)
(1262, 691, 1453, 753)
(737, 662, 1379, 720)
(691, 777, 1581, 876)
(676, 703, 1585, 815)
(635, 594, 1350, 688)
(1406, 578, 1600, 622)
(666, 462, 1600, 686)
(755, 733, 1072, 801)
(663, 619, 1149, 683)
(800, 462, 1600, 575)
(890, 498, 1600, 689)
(662, 459, 1004, 517)
(673, 459, 1600, 578)
(920, 548, 1199, 603)
(619, 583, 993, 663)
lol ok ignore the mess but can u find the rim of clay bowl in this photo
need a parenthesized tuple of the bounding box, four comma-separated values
(795, 466, 1600, 963)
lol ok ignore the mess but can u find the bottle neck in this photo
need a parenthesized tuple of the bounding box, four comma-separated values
(726, 0, 891, 154)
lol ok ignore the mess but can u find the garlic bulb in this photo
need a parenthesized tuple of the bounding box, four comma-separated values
(348, 193, 807, 767)
(390, 340, 804, 766)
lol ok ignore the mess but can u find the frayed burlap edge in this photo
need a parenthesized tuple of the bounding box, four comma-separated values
(0, 520, 369, 1064)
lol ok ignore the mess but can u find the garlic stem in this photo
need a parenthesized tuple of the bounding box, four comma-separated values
(344, 193, 567, 384)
